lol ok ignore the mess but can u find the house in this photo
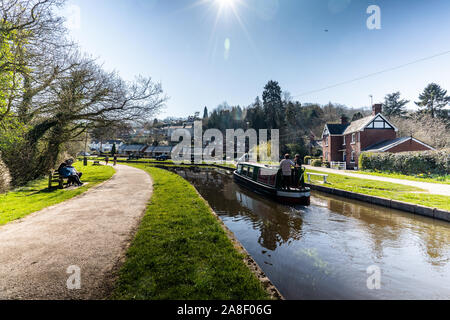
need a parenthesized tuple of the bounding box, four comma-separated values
(118, 144, 147, 156)
(89, 140, 123, 153)
(321, 104, 435, 170)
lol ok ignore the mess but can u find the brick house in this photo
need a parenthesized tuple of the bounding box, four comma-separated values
(321, 104, 435, 170)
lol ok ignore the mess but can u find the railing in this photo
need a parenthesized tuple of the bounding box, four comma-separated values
(331, 161, 347, 170)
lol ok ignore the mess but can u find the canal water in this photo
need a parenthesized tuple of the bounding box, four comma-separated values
(170, 167, 450, 300)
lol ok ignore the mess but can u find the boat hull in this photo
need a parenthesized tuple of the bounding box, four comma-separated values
(233, 171, 310, 206)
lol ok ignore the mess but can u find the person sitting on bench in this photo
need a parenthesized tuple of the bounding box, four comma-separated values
(58, 159, 84, 187)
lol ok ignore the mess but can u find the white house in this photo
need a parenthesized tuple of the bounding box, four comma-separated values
(89, 140, 123, 153)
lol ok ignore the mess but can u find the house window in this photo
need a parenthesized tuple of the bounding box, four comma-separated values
(325, 138, 329, 147)
(325, 152, 329, 161)
(343, 153, 347, 162)
(351, 152, 355, 163)
(352, 134, 356, 144)
(343, 136, 346, 146)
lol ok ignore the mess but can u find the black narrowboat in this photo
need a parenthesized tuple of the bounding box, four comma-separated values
(233, 162, 311, 206)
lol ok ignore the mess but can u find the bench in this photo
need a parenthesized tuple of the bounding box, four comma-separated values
(307, 172, 328, 184)
(48, 171, 70, 189)
(93, 161, 101, 166)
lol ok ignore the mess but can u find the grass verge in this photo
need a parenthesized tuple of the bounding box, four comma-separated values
(307, 169, 450, 211)
(111, 164, 270, 300)
(0, 162, 115, 226)
(353, 170, 450, 185)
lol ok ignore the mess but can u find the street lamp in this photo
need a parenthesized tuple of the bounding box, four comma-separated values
(83, 127, 89, 166)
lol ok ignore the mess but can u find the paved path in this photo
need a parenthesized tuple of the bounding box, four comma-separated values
(305, 165, 450, 196)
(0, 164, 153, 300)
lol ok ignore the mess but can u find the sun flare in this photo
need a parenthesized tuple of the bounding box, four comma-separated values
(216, 0, 236, 8)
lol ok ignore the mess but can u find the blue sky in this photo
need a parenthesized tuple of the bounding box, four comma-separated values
(65, 0, 450, 118)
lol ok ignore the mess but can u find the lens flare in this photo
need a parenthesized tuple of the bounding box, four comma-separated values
(216, 0, 235, 8)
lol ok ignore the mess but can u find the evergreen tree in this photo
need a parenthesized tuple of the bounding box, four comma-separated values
(262, 80, 283, 129)
(351, 112, 364, 122)
(203, 106, 208, 119)
(383, 92, 409, 117)
(111, 144, 116, 156)
(415, 83, 450, 119)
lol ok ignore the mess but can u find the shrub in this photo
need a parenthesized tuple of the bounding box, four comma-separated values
(359, 149, 450, 176)
(0, 153, 11, 194)
(304, 156, 312, 165)
(311, 159, 323, 167)
(323, 161, 331, 168)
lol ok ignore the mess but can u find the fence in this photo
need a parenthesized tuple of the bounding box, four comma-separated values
(330, 161, 346, 170)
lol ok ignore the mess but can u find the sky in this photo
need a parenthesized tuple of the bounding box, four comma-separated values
(64, 0, 450, 118)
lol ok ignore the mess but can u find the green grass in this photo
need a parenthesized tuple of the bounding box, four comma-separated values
(0, 162, 115, 226)
(112, 164, 270, 300)
(307, 169, 450, 211)
(352, 170, 450, 185)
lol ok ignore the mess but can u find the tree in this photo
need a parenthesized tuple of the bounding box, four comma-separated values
(111, 144, 116, 156)
(262, 80, 283, 129)
(415, 83, 449, 119)
(382, 92, 409, 117)
(0, 0, 70, 123)
(28, 59, 167, 174)
(352, 112, 364, 122)
(203, 106, 208, 119)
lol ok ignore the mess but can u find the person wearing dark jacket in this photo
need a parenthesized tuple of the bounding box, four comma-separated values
(58, 160, 83, 186)
(293, 154, 303, 188)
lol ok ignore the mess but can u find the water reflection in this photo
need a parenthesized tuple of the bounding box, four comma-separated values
(170, 167, 450, 300)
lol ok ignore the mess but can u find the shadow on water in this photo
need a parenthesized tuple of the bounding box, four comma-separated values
(167, 167, 450, 300)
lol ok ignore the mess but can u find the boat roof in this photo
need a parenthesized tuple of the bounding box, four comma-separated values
(238, 162, 279, 169)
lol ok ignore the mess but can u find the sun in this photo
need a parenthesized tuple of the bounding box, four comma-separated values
(216, 0, 236, 9)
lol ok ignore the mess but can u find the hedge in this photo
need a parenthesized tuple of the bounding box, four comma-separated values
(311, 159, 323, 167)
(359, 149, 450, 176)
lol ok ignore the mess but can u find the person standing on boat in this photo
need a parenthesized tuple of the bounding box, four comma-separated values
(293, 154, 302, 188)
(280, 154, 295, 190)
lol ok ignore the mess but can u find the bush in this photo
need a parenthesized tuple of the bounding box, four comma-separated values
(323, 161, 331, 168)
(359, 149, 450, 176)
(0, 153, 11, 194)
(311, 159, 323, 167)
(304, 156, 312, 165)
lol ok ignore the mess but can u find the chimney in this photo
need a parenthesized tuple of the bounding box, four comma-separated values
(372, 104, 382, 116)
(341, 115, 349, 125)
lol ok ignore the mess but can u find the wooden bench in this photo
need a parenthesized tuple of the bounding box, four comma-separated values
(48, 171, 70, 189)
(93, 161, 101, 166)
(307, 172, 328, 184)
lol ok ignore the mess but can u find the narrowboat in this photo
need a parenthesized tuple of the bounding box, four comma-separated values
(233, 162, 311, 206)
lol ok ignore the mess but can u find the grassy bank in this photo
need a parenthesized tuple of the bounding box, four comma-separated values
(78, 156, 237, 169)
(0, 162, 115, 226)
(112, 164, 270, 300)
(354, 170, 450, 185)
(307, 169, 450, 211)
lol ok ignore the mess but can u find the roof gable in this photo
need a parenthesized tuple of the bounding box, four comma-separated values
(363, 137, 435, 152)
(325, 123, 349, 135)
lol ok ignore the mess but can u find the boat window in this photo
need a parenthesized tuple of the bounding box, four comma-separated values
(247, 167, 254, 177)
(237, 165, 243, 173)
(242, 166, 248, 175)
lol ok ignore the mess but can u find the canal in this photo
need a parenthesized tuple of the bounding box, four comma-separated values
(169, 167, 450, 300)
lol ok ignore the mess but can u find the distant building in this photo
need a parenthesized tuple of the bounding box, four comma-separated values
(89, 140, 123, 153)
(118, 144, 147, 156)
(321, 104, 435, 170)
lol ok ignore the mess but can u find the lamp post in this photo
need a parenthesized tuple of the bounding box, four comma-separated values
(83, 128, 88, 166)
